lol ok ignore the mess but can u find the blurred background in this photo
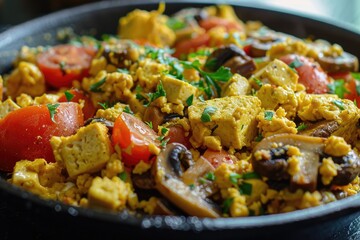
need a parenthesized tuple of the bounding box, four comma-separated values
(0, 0, 360, 33)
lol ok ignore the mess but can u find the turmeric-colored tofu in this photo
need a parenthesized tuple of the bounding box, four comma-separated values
(51, 123, 112, 178)
(188, 96, 261, 149)
(162, 75, 197, 105)
(0, 98, 20, 119)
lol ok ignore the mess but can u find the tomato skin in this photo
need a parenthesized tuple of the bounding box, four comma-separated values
(203, 149, 234, 168)
(112, 112, 159, 167)
(166, 126, 191, 149)
(280, 54, 329, 94)
(0, 103, 84, 172)
(58, 89, 96, 120)
(199, 17, 243, 31)
(36, 44, 96, 89)
(173, 34, 210, 58)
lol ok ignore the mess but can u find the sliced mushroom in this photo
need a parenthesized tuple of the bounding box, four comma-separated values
(247, 29, 288, 57)
(143, 106, 166, 132)
(298, 120, 340, 138)
(132, 170, 156, 190)
(153, 143, 221, 218)
(100, 40, 139, 69)
(84, 117, 114, 132)
(317, 51, 359, 73)
(205, 44, 255, 78)
(327, 150, 360, 186)
(252, 134, 325, 192)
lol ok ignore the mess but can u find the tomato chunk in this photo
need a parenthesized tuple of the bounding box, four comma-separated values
(199, 17, 243, 31)
(165, 125, 191, 149)
(112, 112, 159, 167)
(280, 54, 330, 94)
(58, 89, 96, 120)
(203, 149, 234, 168)
(36, 44, 96, 89)
(173, 33, 210, 58)
(0, 102, 84, 172)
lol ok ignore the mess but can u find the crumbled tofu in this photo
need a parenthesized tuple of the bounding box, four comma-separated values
(267, 39, 310, 60)
(319, 157, 338, 185)
(250, 59, 298, 91)
(95, 102, 127, 122)
(324, 136, 351, 157)
(5, 61, 46, 99)
(222, 74, 250, 97)
(16, 93, 34, 107)
(33, 94, 60, 105)
(188, 96, 261, 149)
(51, 122, 112, 178)
(0, 98, 20, 119)
(132, 160, 152, 174)
(162, 75, 198, 105)
(88, 176, 130, 210)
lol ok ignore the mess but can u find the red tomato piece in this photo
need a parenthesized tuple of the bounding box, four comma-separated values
(165, 125, 191, 149)
(0, 102, 84, 172)
(203, 149, 234, 168)
(280, 54, 330, 94)
(36, 44, 96, 89)
(199, 17, 243, 32)
(173, 33, 210, 58)
(58, 89, 96, 120)
(112, 112, 159, 167)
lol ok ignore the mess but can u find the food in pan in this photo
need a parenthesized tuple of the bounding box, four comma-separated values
(1, 4, 360, 218)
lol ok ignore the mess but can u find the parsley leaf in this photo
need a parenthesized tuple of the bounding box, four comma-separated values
(59, 61, 66, 75)
(186, 94, 194, 106)
(242, 172, 261, 180)
(145, 46, 174, 65)
(205, 172, 216, 181)
(333, 99, 345, 110)
(288, 57, 303, 69)
(297, 123, 307, 131)
(239, 182, 252, 195)
(201, 106, 217, 122)
(254, 78, 263, 87)
(327, 79, 349, 98)
(264, 111, 274, 121)
(166, 18, 186, 30)
(188, 49, 211, 59)
(229, 173, 241, 185)
(118, 172, 127, 181)
(146, 121, 153, 129)
(189, 183, 195, 190)
(117, 68, 129, 74)
(222, 198, 234, 214)
(255, 133, 263, 142)
(47, 103, 60, 123)
(90, 77, 106, 92)
(146, 81, 166, 107)
(64, 91, 74, 102)
(123, 106, 133, 115)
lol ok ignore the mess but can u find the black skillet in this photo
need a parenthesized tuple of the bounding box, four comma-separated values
(1, 1, 360, 239)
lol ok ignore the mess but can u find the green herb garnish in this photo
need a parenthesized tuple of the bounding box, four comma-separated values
(239, 182, 252, 195)
(264, 111, 274, 121)
(242, 172, 261, 180)
(90, 77, 106, 92)
(146, 121, 153, 129)
(205, 172, 216, 181)
(201, 106, 217, 122)
(297, 123, 307, 131)
(161, 127, 169, 135)
(146, 81, 166, 106)
(118, 172, 127, 181)
(222, 198, 234, 214)
(255, 133, 263, 142)
(333, 99, 345, 110)
(47, 103, 60, 123)
(327, 80, 349, 98)
(123, 106, 133, 115)
(117, 68, 129, 74)
(189, 184, 195, 190)
(229, 173, 241, 185)
(288, 57, 303, 69)
(166, 18, 186, 30)
(59, 61, 66, 75)
(186, 94, 194, 106)
(64, 91, 74, 102)
(254, 78, 263, 87)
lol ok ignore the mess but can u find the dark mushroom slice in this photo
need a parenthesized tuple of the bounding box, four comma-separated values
(143, 106, 166, 132)
(84, 117, 114, 132)
(132, 169, 156, 190)
(298, 120, 340, 138)
(205, 44, 256, 78)
(100, 40, 139, 69)
(327, 150, 360, 186)
(252, 134, 325, 192)
(317, 51, 359, 73)
(153, 143, 221, 217)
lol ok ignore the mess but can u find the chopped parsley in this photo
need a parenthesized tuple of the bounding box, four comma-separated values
(118, 172, 127, 181)
(117, 68, 129, 74)
(166, 17, 186, 30)
(222, 198, 234, 214)
(297, 123, 307, 131)
(201, 106, 217, 122)
(64, 91, 74, 102)
(161, 127, 169, 135)
(145, 81, 166, 106)
(205, 172, 216, 181)
(90, 77, 106, 92)
(253, 78, 263, 87)
(255, 133, 263, 142)
(59, 61, 66, 75)
(47, 103, 60, 123)
(145, 121, 153, 129)
(333, 99, 345, 110)
(229, 173, 241, 185)
(198, 95, 205, 102)
(145, 46, 174, 65)
(188, 49, 211, 59)
(186, 94, 194, 106)
(204, 58, 218, 70)
(264, 110, 274, 121)
(327, 79, 349, 98)
(239, 182, 252, 195)
(123, 106, 133, 115)
(157, 127, 169, 148)
(189, 183, 195, 190)
(241, 172, 261, 180)
(288, 57, 303, 69)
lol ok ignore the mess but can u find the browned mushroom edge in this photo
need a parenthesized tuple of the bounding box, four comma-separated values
(152, 143, 221, 218)
(252, 134, 360, 193)
(317, 51, 359, 73)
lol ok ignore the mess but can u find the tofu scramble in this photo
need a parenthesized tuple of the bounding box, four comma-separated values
(1, 4, 360, 218)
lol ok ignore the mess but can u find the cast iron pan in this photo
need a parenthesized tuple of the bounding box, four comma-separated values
(1, 1, 360, 239)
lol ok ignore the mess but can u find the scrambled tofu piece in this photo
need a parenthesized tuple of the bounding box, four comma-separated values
(162, 75, 198, 105)
(118, 3, 175, 47)
(267, 39, 310, 60)
(256, 84, 299, 119)
(11, 158, 64, 199)
(5, 61, 46, 99)
(0, 98, 20, 119)
(257, 107, 297, 137)
(95, 102, 127, 122)
(222, 74, 250, 97)
(88, 176, 131, 210)
(188, 96, 261, 149)
(82, 70, 134, 106)
(51, 122, 112, 178)
(131, 58, 168, 91)
(250, 59, 298, 91)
